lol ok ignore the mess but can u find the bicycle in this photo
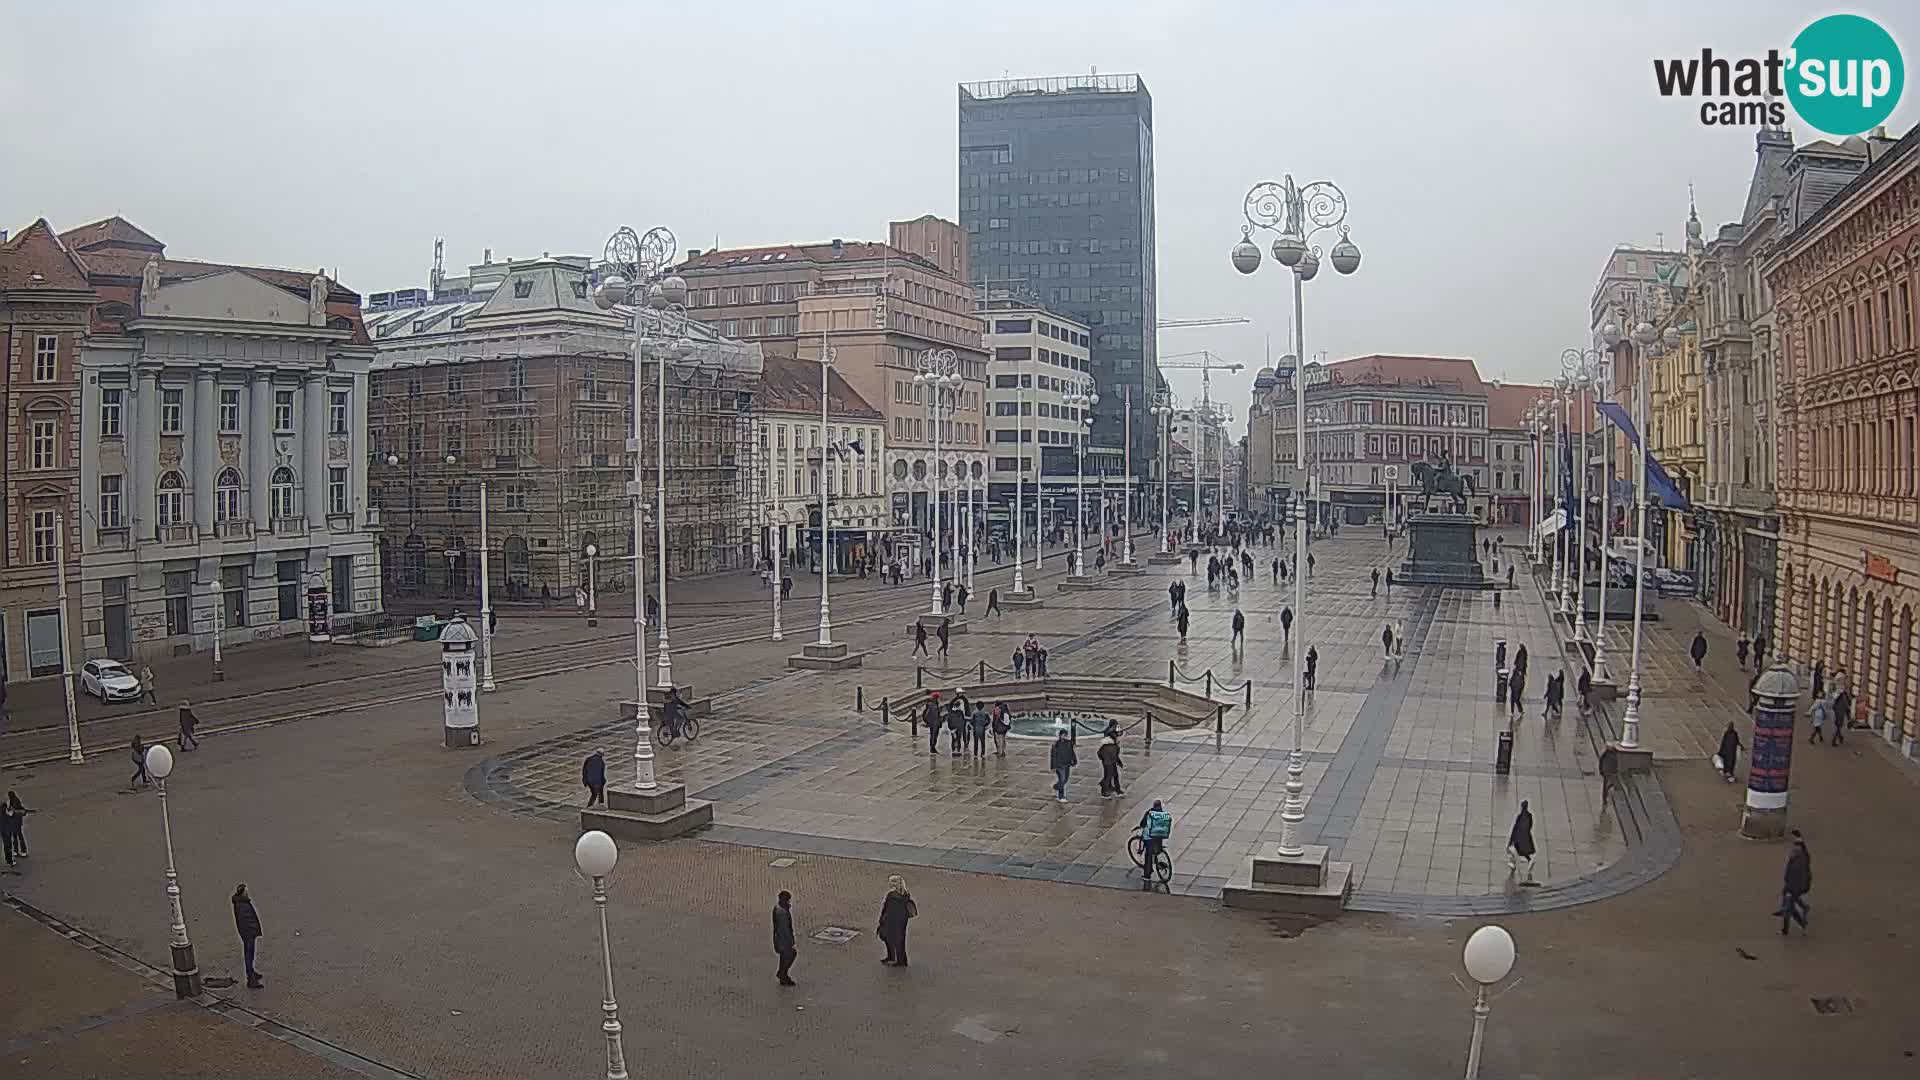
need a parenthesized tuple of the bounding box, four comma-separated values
(1128, 829, 1173, 885)
(655, 710, 700, 747)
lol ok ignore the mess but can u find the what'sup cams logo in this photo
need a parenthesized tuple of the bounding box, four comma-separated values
(1655, 14, 1903, 135)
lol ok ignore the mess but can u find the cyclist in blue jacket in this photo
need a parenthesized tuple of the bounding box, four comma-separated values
(1138, 800, 1172, 881)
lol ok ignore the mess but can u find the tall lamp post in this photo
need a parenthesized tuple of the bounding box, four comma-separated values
(593, 224, 682, 786)
(1605, 320, 1670, 750)
(915, 349, 961, 615)
(1234, 173, 1363, 858)
(1461, 924, 1518, 1080)
(573, 830, 629, 1080)
(1593, 352, 1616, 679)
(966, 467, 979, 593)
(1553, 376, 1574, 614)
(766, 505, 783, 642)
(814, 334, 837, 647)
(144, 744, 201, 999)
(1064, 382, 1098, 576)
(584, 543, 599, 628)
(1012, 369, 1029, 595)
(1152, 391, 1174, 553)
(1562, 347, 1602, 640)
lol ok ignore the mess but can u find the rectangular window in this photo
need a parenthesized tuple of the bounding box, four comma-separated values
(328, 466, 349, 515)
(331, 390, 350, 434)
(504, 483, 528, 511)
(161, 388, 183, 433)
(724, 288, 740, 305)
(99, 474, 124, 528)
(332, 555, 355, 613)
(277, 560, 303, 622)
(447, 483, 466, 511)
(32, 334, 59, 381)
(220, 388, 242, 432)
(275, 390, 296, 432)
(30, 509, 57, 563)
(30, 418, 57, 469)
(746, 318, 761, 336)
(222, 565, 248, 628)
(100, 387, 123, 436)
(165, 570, 192, 636)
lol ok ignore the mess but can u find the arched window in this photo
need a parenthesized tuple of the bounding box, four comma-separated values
(215, 467, 244, 523)
(157, 471, 186, 527)
(270, 466, 297, 521)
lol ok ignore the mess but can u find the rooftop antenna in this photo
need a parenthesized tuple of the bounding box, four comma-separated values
(430, 237, 445, 301)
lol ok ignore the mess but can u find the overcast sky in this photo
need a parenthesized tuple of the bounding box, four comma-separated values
(5, 1, 1914, 436)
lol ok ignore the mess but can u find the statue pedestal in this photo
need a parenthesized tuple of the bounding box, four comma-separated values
(1395, 512, 1491, 588)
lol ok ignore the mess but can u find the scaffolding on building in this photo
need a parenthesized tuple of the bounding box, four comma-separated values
(365, 312, 761, 605)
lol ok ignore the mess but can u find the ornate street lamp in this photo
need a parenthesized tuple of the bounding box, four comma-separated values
(1233, 173, 1362, 859)
(914, 349, 961, 616)
(1151, 391, 1175, 553)
(573, 831, 629, 1080)
(1064, 382, 1099, 576)
(144, 744, 201, 999)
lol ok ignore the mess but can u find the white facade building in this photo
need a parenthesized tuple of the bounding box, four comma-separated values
(63, 218, 380, 663)
(755, 355, 888, 574)
(982, 301, 1092, 501)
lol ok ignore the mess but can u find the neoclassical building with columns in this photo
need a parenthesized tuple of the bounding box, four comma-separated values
(64, 218, 380, 663)
(1767, 129, 1920, 757)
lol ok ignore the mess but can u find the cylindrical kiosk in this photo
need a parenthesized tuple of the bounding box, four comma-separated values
(440, 613, 481, 748)
(1742, 662, 1799, 839)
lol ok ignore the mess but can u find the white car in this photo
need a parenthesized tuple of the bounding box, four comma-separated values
(81, 659, 142, 703)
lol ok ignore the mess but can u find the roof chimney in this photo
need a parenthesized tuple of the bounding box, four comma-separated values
(686, 249, 702, 258)
(832, 238, 844, 259)
(483, 248, 493, 263)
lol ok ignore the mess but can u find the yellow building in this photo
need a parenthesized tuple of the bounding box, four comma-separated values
(1647, 202, 1708, 571)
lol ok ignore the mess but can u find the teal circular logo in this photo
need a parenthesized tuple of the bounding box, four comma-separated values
(1787, 14, 1904, 136)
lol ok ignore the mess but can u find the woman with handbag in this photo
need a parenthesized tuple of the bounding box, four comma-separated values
(877, 875, 917, 967)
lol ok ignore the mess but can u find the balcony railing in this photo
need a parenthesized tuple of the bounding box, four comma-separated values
(271, 516, 308, 538)
(95, 525, 130, 551)
(217, 520, 255, 540)
(159, 523, 198, 545)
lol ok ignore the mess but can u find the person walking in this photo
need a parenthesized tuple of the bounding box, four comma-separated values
(1280, 606, 1293, 645)
(1576, 667, 1593, 714)
(1050, 729, 1077, 802)
(1097, 734, 1124, 798)
(937, 618, 951, 661)
(990, 702, 1011, 756)
(948, 701, 967, 758)
(139, 664, 158, 706)
(1689, 631, 1708, 671)
(1831, 685, 1852, 746)
(877, 876, 916, 966)
(957, 584, 970, 615)
(1279, 559, 1289, 583)
(129, 735, 151, 790)
(772, 891, 797, 986)
(1717, 721, 1742, 783)
(0, 798, 17, 870)
(1385, 568, 1394, 593)
(177, 703, 200, 751)
(582, 751, 607, 807)
(1306, 552, 1316, 577)
(1509, 665, 1527, 717)
(970, 701, 990, 757)
(1736, 634, 1751, 671)
(913, 622, 929, 658)
(1776, 831, 1811, 935)
(4, 791, 31, 860)
(1598, 744, 1621, 805)
(1271, 558, 1280, 585)
(1811, 660, 1825, 702)
(1512, 644, 1529, 681)
(1545, 671, 1564, 718)
(1304, 646, 1318, 692)
(1381, 623, 1394, 660)
(1754, 633, 1769, 669)
(1231, 609, 1245, 651)
(1506, 801, 1536, 881)
(1176, 604, 1190, 641)
(233, 884, 264, 988)
(1169, 581, 1181, 614)
(941, 582, 953, 612)
(986, 588, 1001, 617)
(1370, 568, 1380, 597)
(1809, 693, 1830, 744)
(923, 694, 942, 755)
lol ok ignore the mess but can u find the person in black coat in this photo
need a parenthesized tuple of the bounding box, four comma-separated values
(1512, 644, 1529, 680)
(1577, 668, 1593, 713)
(913, 622, 929, 658)
(1689, 631, 1708, 670)
(233, 884, 264, 988)
(1777, 831, 1812, 935)
(923, 694, 942, 754)
(1176, 605, 1189, 641)
(877, 875, 916, 966)
(1382, 623, 1394, 659)
(1280, 606, 1293, 643)
(1304, 646, 1318, 691)
(1096, 735, 1123, 797)
(986, 588, 1001, 617)
(1831, 688, 1853, 746)
(3, 790, 29, 860)
(1231, 609, 1246, 650)
(772, 891, 797, 986)
(1717, 722, 1742, 783)
(1370, 568, 1380, 597)
(582, 752, 607, 806)
(937, 618, 951, 659)
(1507, 801, 1536, 881)
(1811, 660, 1825, 701)
(1049, 731, 1077, 801)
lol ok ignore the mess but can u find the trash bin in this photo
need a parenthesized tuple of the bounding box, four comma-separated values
(1496, 729, 1514, 774)
(1496, 667, 1510, 704)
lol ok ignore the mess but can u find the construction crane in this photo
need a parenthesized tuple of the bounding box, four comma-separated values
(1157, 316, 1250, 329)
(1161, 351, 1245, 533)
(1161, 350, 1245, 418)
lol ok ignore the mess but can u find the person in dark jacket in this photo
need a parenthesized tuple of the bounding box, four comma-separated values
(986, 588, 1001, 617)
(1544, 672, 1564, 718)
(1370, 568, 1380, 597)
(1753, 634, 1768, 669)
(582, 752, 607, 806)
(1176, 605, 1189, 641)
(178, 703, 199, 750)
(130, 735, 151, 790)
(948, 701, 967, 757)
(1689, 631, 1708, 670)
(1512, 644, 1529, 680)
(1169, 581, 1182, 613)
(923, 694, 942, 755)
(1777, 831, 1811, 935)
(1509, 666, 1527, 716)
(990, 702, 1011, 756)
(1280, 606, 1293, 644)
(969, 702, 990, 757)
(941, 582, 953, 611)
(1507, 801, 1536, 881)
(1304, 647, 1318, 692)
(1832, 686, 1853, 746)
(1011, 647, 1026, 678)
(913, 622, 929, 658)
(1717, 722, 1742, 783)
(1382, 623, 1395, 659)
(877, 875, 916, 966)
(957, 584, 970, 614)
(3, 790, 30, 860)
(937, 618, 951, 660)
(772, 891, 797, 986)
(1577, 668, 1593, 713)
(0, 798, 19, 867)
(1811, 660, 1825, 701)
(1231, 609, 1246, 650)
(1735, 634, 1751, 671)
(1050, 730, 1077, 801)
(233, 884, 264, 988)
(1096, 735, 1123, 797)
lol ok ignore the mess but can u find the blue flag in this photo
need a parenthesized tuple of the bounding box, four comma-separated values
(1559, 424, 1576, 530)
(1595, 401, 1691, 511)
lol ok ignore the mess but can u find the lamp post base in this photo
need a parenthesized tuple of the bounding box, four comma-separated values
(915, 612, 970, 634)
(583, 784, 714, 841)
(1058, 575, 1101, 592)
(1606, 741, 1654, 773)
(1002, 589, 1045, 608)
(1221, 845, 1353, 917)
(788, 641, 866, 671)
(169, 942, 202, 999)
(443, 725, 481, 749)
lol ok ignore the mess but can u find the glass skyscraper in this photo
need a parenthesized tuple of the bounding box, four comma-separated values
(958, 74, 1158, 479)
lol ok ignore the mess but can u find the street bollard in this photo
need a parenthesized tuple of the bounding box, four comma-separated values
(881, 697, 890, 726)
(1206, 671, 1214, 697)
(1216, 705, 1225, 734)
(1168, 660, 1175, 688)
(916, 666, 924, 689)
(856, 685, 864, 711)
(1244, 679, 1253, 707)
(909, 708, 918, 737)
(978, 660, 987, 683)
(1145, 711, 1154, 748)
